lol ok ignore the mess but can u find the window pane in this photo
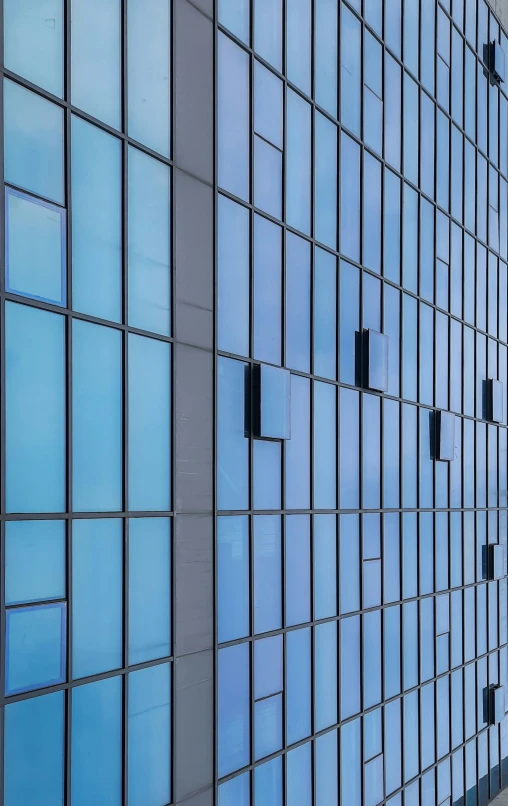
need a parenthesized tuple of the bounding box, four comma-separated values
(341, 717, 361, 805)
(286, 90, 311, 235)
(71, 677, 122, 806)
(255, 757, 282, 806)
(287, 0, 311, 94)
(315, 0, 338, 116)
(285, 375, 310, 508)
(128, 147, 171, 336)
(341, 615, 361, 718)
(5, 520, 65, 605)
(341, 5, 361, 136)
(127, 0, 170, 157)
(254, 61, 283, 149)
(315, 112, 337, 249)
(315, 621, 338, 731)
(6, 603, 66, 695)
(72, 321, 122, 512)
(254, 515, 281, 634)
(340, 133, 361, 261)
(254, 634, 283, 699)
(285, 515, 310, 627)
(4, 0, 63, 96)
(313, 381, 337, 508)
(128, 663, 171, 806)
(316, 731, 338, 805)
(314, 248, 336, 380)
(219, 772, 251, 806)
(218, 356, 249, 510)
(218, 644, 250, 777)
(129, 517, 171, 664)
(254, 0, 282, 70)
(219, 0, 249, 44)
(72, 116, 122, 322)
(287, 743, 312, 806)
(71, 0, 121, 128)
(128, 334, 171, 511)
(4, 79, 64, 204)
(286, 627, 311, 744)
(72, 518, 123, 678)
(6, 302, 65, 514)
(314, 514, 337, 619)
(218, 32, 250, 200)
(218, 516, 249, 643)
(253, 440, 281, 510)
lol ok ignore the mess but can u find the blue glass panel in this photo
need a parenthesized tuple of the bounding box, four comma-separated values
(421, 682, 436, 770)
(403, 512, 418, 599)
(420, 198, 434, 303)
(314, 515, 337, 619)
(218, 32, 249, 200)
(315, 621, 337, 731)
(384, 514, 401, 603)
(218, 644, 250, 777)
(451, 669, 464, 749)
(316, 731, 338, 806)
(315, 0, 338, 116)
(254, 61, 282, 148)
(4, 79, 64, 204)
(286, 232, 310, 372)
(420, 93, 435, 201)
(5, 520, 65, 605)
(363, 560, 381, 609)
(403, 185, 418, 293)
(127, 0, 170, 157)
(340, 388, 360, 509)
(404, 691, 419, 781)
(219, 772, 250, 806)
(385, 699, 402, 794)
(340, 133, 361, 261)
(73, 320, 122, 512)
(477, 153, 488, 244)
(383, 399, 400, 508)
(339, 260, 360, 384)
(254, 0, 282, 70)
(419, 302, 434, 406)
(218, 195, 249, 356)
(315, 112, 337, 249)
(365, 0, 382, 35)
(436, 514, 449, 592)
(403, 74, 419, 186)
(340, 6, 361, 136)
(287, 743, 312, 806)
(404, 0, 419, 77)
(437, 676, 450, 760)
(451, 125, 464, 224)
(4, 691, 64, 806)
(4, 0, 63, 96)
(452, 748, 464, 803)
(384, 606, 401, 699)
(385, 55, 401, 172)
(420, 596, 435, 682)
(6, 302, 65, 514)
(285, 375, 310, 508)
(255, 757, 282, 806)
(384, 170, 401, 283)
(363, 610, 382, 708)
(340, 615, 361, 718)
(419, 512, 434, 594)
(385, 0, 402, 56)
(72, 518, 122, 678)
(128, 147, 170, 335)
(128, 664, 171, 806)
(253, 214, 281, 365)
(6, 603, 66, 695)
(254, 515, 281, 634)
(364, 708, 382, 761)
(286, 0, 311, 94)
(404, 601, 418, 690)
(341, 718, 361, 806)
(363, 393, 380, 509)
(437, 112, 450, 212)
(71, 117, 121, 321)
(286, 627, 311, 744)
(218, 516, 249, 643)
(71, 2, 120, 124)
(365, 754, 384, 806)
(254, 695, 282, 760)
(313, 381, 336, 509)
(314, 247, 336, 380)
(340, 514, 360, 614)
(71, 677, 122, 806)
(254, 635, 283, 699)
(128, 334, 171, 511)
(285, 515, 310, 627)
(363, 153, 381, 273)
(129, 518, 170, 664)
(253, 441, 281, 510)
(254, 136, 282, 219)
(286, 90, 311, 235)
(6, 188, 65, 305)
(421, 0, 435, 92)
(402, 295, 417, 402)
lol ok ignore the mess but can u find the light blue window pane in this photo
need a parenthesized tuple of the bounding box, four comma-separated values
(254, 0, 282, 70)
(218, 357, 249, 510)
(315, 0, 338, 116)
(315, 621, 338, 731)
(219, 772, 250, 806)
(420, 197, 434, 303)
(341, 6, 361, 136)
(363, 610, 382, 708)
(385, 699, 402, 793)
(385, 0, 402, 56)
(363, 152, 381, 273)
(384, 399, 400, 507)
(6, 188, 65, 305)
(127, 0, 169, 157)
(384, 607, 401, 699)
(128, 663, 171, 806)
(286, 232, 310, 372)
(4, 691, 64, 806)
(128, 147, 170, 336)
(285, 375, 310, 509)
(286, 90, 311, 235)
(404, 0, 419, 76)
(218, 644, 250, 777)
(219, 195, 249, 357)
(254, 634, 283, 699)
(385, 54, 401, 172)
(71, 116, 122, 322)
(254, 61, 283, 149)
(6, 603, 66, 695)
(6, 520, 65, 605)
(286, 627, 311, 744)
(314, 381, 337, 508)
(365, 0, 382, 34)
(341, 615, 361, 718)
(314, 514, 337, 619)
(403, 185, 418, 294)
(287, 743, 312, 806)
(341, 718, 361, 806)
(253, 441, 281, 510)
(340, 261, 360, 384)
(420, 93, 435, 201)
(340, 133, 361, 262)
(286, 515, 310, 626)
(72, 519, 122, 678)
(254, 136, 282, 219)
(129, 518, 171, 664)
(254, 515, 281, 634)
(287, 0, 311, 95)
(73, 320, 122, 512)
(218, 516, 249, 643)
(255, 694, 282, 760)
(363, 393, 380, 509)
(4, 0, 63, 96)
(404, 601, 418, 689)
(384, 170, 401, 284)
(316, 731, 338, 806)
(340, 514, 360, 613)
(71, 0, 120, 128)
(315, 112, 337, 249)
(128, 334, 171, 511)
(4, 79, 64, 204)
(255, 757, 282, 806)
(71, 677, 122, 806)
(254, 214, 281, 364)
(218, 32, 250, 200)
(403, 74, 419, 186)
(6, 302, 65, 514)
(314, 248, 336, 380)
(219, 0, 250, 43)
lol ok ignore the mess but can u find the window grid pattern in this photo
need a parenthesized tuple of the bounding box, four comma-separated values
(217, 0, 508, 805)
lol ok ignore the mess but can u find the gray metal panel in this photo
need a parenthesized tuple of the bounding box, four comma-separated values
(174, 650, 214, 802)
(174, 514, 214, 656)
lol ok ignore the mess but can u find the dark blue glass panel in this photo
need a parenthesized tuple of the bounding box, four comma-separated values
(315, 621, 337, 731)
(362, 393, 380, 510)
(4, 691, 64, 806)
(219, 772, 250, 806)
(218, 644, 250, 777)
(339, 260, 360, 384)
(285, 515, 310, 627)
(385, 55, 401, 171)
(5, 520, 65, 605)
(313, 381, 336, 509)
(254, 515, 281, 634)
(340, 615, 360, 718)
(404, 601, 418, 690)
(476, 422, 487, 508)
(254, 757, 282, 806)
(403, 74, 419, 186)
(384, 170, 401, 284)
(340, 5, 361, 135)
(285, 375, 310, 509)
(385, 699, 402, 794)
(218, 357, 249, 511)
(452, 30, 463, 126)
(435, 314, 449, 416)
(287, 743, 312, 806)
(465, 139, 476, 232)
(363, 153, 381, 272)
(254, 215, 281, 364)
(286, 232, 311, 372)
(364, 33, 383, 156)
(477, 657, 487, 729)
(6, 603, 66, 695)
(340, 132, 361, 261)
(254, 634, 283, 699)
(465, 662, 476, 739)
(341, 718, 361, 806)
(363, 610, 382, 708)
(314, 247, 336, 380)
(437, 676, 450, 760)
(477, 153, 488, 245)
(218, 195, 249, 357)
(286, 627, 311, 744)
(340, 388, 360, 508)
(384, 606, 401, 699)
(464, 327, 475, 417)
(254, 695, 282, 760)
(315, 0, 338, 116)
(477, 583, 487, 658)
(315, 112, 337, 249)
(404, 691, 419, 781)
(451, 514, 462, 588)
(286, 90, 311, 235)
(314, 515, 337, 620)
(218, 516, 249, 643)
(71, 677, 122, 806)
(316, 731, 338, 806)
(402, 295, 417, 400)
(464, 587, 476, 663)
(340, 514, 360, 614)
(218, 33, 249, 201)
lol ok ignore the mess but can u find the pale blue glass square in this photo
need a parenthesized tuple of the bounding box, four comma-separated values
(6, 603, 66, 695)
(219, 0, 250, 44)
(6, 520, 65, 605)
(4, 0, 63, 96)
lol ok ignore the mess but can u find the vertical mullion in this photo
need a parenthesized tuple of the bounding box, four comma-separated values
(0, 0, 6, 793)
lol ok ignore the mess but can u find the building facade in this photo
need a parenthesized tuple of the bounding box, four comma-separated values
(1, 1, 508, 806)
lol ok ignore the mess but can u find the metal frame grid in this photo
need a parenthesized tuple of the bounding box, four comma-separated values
(0, 0, 177, 804)
(215, 0, 508, 804)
